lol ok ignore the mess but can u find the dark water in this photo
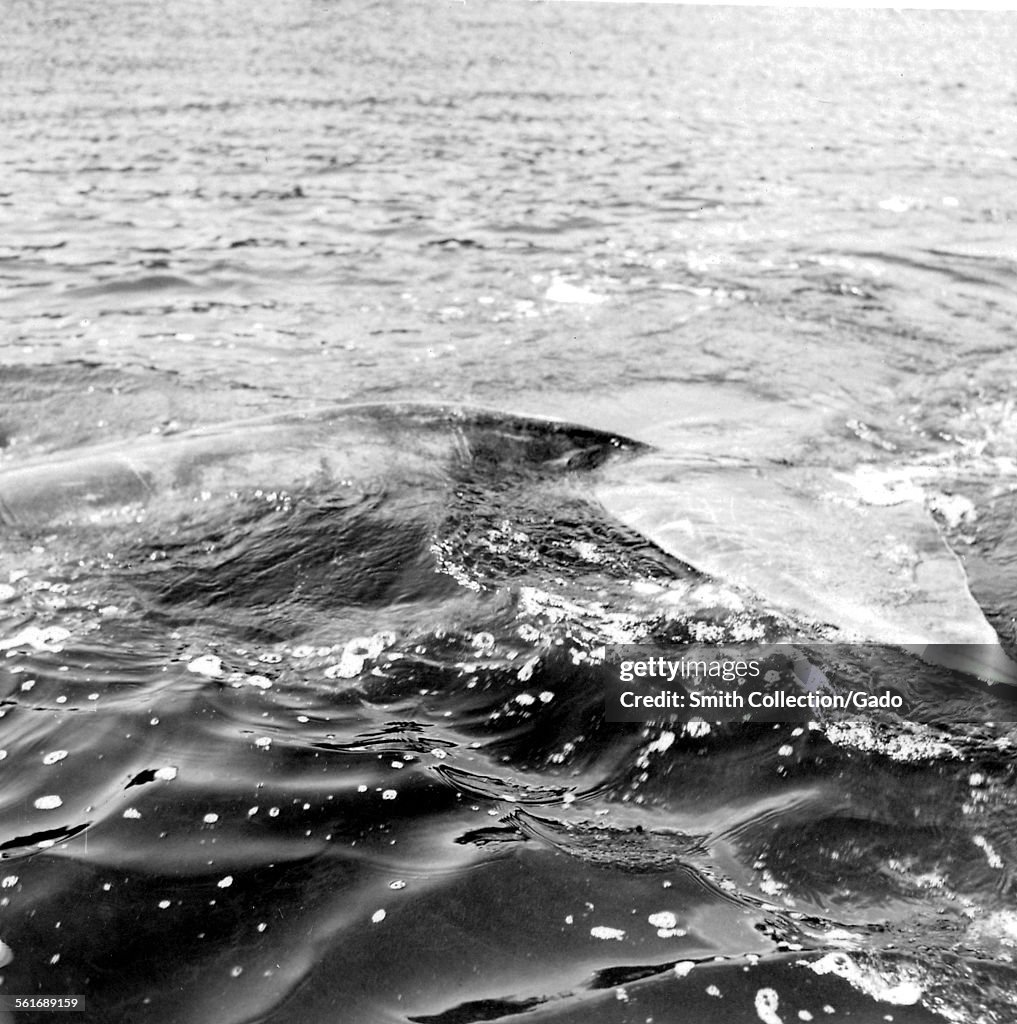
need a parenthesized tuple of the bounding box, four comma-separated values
(3, 3, 1017, 1023)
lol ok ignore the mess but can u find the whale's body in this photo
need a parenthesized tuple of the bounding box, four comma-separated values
(0, 402, 1010, 677)
(0, 403, 639, 530)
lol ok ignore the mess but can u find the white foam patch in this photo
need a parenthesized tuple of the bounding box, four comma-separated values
(590, 925, 626, 940)
(824, 720, 962, 763)
(805, 952, 923, 1006)
(841, 466, 979, 534)
(430, 542, 483, 592)
(965, 908, 1017, 950)
(650, 910, 685, 937)
(187, 655, 223, 677)
(878, 195, 919, 213)
(755, 988, 783, 1024)
(648, 911, 678, 930)
(927, 492, 976, 529)
(571, 540, 603, 561)
(838, 465, 927, 507)
(34, 795, 62, 810)
(648, 731, 675, 754)
(516, 585, 649, 646)
(545, 278, 607, 305)
(972, 834, 1004, 870)
(636, 730, 677, 769)
(0, 626, 71, 652)
(324, 634, 390, 679)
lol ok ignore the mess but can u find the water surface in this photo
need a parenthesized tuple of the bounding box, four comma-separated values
(2, 3, 1017, 1022)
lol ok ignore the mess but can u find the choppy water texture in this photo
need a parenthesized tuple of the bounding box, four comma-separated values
(3, 3, 1017, 1022)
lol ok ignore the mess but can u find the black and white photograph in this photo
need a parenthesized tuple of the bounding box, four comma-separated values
(2, 1, 1017, 1021)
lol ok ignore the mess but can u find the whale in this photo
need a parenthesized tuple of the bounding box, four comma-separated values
(0, 400, 1012, 683)
(0, 403, 644, 531)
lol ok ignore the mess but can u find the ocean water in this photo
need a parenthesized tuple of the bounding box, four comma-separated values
(3, 2, 1017, 1022)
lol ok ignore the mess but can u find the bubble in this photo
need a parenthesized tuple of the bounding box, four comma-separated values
(472, 631, 495, 654)
(648, 911, 678, 930)
(755, 988, 782, 1024)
